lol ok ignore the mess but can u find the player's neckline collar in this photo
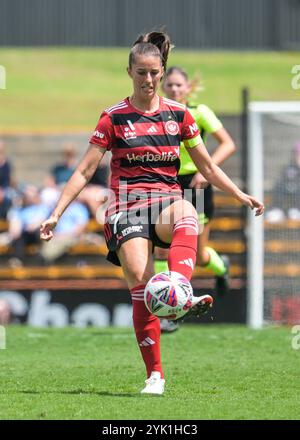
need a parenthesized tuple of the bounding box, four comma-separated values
(127, 96, 161, 115)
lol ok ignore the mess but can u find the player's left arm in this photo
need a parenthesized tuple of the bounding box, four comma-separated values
(186, 142, 264, 216)
(181, 108, 263, 215)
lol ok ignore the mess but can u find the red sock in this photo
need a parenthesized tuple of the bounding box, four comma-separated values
(168, 216, 198, 281)
(130, 285, 163, 379)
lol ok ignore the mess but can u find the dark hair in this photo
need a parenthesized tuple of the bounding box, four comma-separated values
(129, 31, 172, 71)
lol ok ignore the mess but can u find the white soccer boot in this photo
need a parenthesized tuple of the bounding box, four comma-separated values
(160, 318, 179, 333)
(188, 294, 213, 317)
(140, 371, 165, 395)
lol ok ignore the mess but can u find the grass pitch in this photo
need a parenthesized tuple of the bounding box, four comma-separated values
(0, 49, 298, 131)
(0, 324, 299, 420)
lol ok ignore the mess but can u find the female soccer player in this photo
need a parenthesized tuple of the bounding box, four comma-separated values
(40, 31, 264, 396)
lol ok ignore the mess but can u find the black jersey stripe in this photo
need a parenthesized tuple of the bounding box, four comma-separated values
(120, 158, 180, 169)
(127, 190, 181, 199)
(111, 110, 185, 125)
(117, 134, 181, 149)
(119, 174, 179, 186)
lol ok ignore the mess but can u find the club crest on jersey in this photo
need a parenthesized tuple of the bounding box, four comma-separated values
(164, 120, 179, 136)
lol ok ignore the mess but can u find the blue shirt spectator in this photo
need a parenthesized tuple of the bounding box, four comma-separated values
(40, 200, 89, 264)
(55, 201, 89, 234)
(9, 203, 50, 231)
(8, 185, 49, 265)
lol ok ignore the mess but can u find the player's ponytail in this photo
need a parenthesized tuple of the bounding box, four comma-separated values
(129, 31, 173, 71)
(143, 32, 172, 71)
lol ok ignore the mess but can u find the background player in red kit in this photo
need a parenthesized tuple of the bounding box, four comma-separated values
(40, 31, 264, 395)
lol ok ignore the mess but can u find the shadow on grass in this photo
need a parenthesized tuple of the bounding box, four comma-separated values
(19, 389, 138, 398)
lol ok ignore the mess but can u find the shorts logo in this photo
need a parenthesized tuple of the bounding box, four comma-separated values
(121, 225, 144, 237)
(164, 120, 179, 136)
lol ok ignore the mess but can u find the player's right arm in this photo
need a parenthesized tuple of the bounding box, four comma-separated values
(40, 112, 113, 241)
(40, 144, 106, 241)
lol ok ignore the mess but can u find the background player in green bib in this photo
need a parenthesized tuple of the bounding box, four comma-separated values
(156, 66, 236, 332)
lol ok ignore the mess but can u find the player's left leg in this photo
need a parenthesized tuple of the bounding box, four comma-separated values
(155, 199, 213, 316)
(197, 223, 230, 296)
(156, 198, 198, 280)
(153, 248, 179, 333)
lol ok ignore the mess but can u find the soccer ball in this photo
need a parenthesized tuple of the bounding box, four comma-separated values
(144, 271, 194, 320)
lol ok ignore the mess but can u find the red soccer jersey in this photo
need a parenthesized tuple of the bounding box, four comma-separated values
(89, 96, 201, 213)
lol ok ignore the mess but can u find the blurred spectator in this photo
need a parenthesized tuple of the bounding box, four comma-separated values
(77, 148, 110, 219)
(89, 160, 109, 188)
(51, 142, 77, 185)
(0, 187, 11, 219)
(49, 142, 110, 219)
(0, 140, 16, 219)
(77, 173, 109, 220)
(40, 200, 89, 264)
(40, 175, 61, 211)
(266, 141, 300, 222)
(7, 185, 49, 266)
(0, 299, 11, 325)
(0, 140, 13, 189)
